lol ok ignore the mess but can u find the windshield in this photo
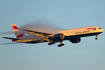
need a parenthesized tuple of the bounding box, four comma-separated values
(98, 28, 102, 29)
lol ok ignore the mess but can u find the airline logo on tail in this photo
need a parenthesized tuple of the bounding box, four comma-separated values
(12, 23, 19, 31)
(12, 23, 25, 39)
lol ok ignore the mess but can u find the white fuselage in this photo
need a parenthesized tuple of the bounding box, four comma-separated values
(58, 26, 104, 37)
(15, 26, 104, 43)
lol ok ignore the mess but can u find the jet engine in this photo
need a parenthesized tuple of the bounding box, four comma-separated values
(70, 37, 81, 43)
(52, 33, 64, 42)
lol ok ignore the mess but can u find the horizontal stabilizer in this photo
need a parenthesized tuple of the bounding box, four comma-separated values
(2, 37, 20, 40)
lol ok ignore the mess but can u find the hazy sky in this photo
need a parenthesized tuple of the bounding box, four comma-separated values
(0, 0, 105, 70)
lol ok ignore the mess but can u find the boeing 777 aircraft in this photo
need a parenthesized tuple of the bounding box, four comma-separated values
(3, 23, 104, 47)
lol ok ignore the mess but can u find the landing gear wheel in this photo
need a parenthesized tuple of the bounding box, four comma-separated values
(58, 43, 64, 47)
(48, 43, 52, 45)
(95, 37, 98, 40)
(95, 34, 99, 40)
(62, 44, 64, 46)
(58, 45, 61, 47)
(48, 42, 55, 45)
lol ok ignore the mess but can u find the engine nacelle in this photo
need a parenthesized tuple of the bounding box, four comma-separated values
(70, 37, 81, 43)
(52, 33, 64, 42)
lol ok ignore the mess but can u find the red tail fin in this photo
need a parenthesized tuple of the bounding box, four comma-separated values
(12, 23, 19, 31)
(12, 23, 25, 38)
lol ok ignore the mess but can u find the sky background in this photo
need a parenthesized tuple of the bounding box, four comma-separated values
(0, 0, 105, 70)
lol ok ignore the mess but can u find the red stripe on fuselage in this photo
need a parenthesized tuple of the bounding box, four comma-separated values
(86, 27, 96, 30)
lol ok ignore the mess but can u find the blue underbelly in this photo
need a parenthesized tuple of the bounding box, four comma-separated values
(64, 32, 102, 40)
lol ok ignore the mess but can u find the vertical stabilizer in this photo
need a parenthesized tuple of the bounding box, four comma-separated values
(12, 23, 25, 39)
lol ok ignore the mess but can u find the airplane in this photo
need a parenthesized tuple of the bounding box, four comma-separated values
(2, 23, 104, 47)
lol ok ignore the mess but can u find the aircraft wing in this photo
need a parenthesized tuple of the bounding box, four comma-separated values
(19, 28, 53, 37)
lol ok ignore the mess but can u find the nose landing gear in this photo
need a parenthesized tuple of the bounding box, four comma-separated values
(95, 34, 99, 40)
(95, 37, 98, 40)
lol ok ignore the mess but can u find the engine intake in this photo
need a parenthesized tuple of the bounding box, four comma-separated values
(52, 33, 64, 42)
(70, 37, 81, 43)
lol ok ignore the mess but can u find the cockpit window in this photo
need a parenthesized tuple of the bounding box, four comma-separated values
(98, 28, 102, 29)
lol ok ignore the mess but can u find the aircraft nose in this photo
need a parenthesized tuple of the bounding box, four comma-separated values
(101, 29, 104, 32)
(102, 29, 104, 32)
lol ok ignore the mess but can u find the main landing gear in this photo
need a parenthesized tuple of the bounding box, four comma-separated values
(95, 34, 99, 40)
(58, 41, 65, 47)
(48, 41, 65, 47)
(48, 42, 55, 45)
